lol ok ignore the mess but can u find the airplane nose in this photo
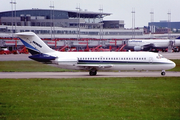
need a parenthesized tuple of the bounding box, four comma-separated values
(171, 61, 176, 69)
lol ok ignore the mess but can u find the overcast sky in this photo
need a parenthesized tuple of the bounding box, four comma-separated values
(0, 0, 180, 28)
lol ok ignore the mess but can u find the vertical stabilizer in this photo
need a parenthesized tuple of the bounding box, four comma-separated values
(16, 32, 55, 55)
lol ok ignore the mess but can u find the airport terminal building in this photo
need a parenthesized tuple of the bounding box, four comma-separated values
(148, 21, 180, 34)
(0, 9, 144, 39)
(0, 9, 114, 28)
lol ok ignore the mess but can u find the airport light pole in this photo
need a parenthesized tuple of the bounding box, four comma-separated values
(167, 11, 171, 22)
(10, 0, 17, 50)
(99, 5, 103, 42)
(150, 11, 154, 23)
(167, 10, 172, 52)
(131, 8, 135, 38)
(167, 10, 171, 38)
(150, 10, 154, 33)
(76, 5, 81, 41)
(10, 0, 16, 34)
(14, 0, 16, 33)
(50, 1, 55, 41)
(150, 9, 154, 37)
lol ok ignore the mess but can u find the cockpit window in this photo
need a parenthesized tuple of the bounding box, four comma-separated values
(156, 54, 164, 59)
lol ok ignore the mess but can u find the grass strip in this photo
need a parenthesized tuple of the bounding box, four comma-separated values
(169, 59, 180, 71)
(0, 61, 73, 72)
(0, 77, 179, 120)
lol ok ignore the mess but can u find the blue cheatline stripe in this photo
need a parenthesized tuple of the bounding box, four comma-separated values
(19, 38, 40, 53)
(78, 60, 170, 65)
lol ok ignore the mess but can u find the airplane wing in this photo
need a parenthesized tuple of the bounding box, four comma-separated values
(76, 64, 113, 70)
(142, 43, 155, 50)
(143, 43, 154, 47)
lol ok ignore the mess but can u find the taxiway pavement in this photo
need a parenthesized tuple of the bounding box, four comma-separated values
(0, 72, 180, 78)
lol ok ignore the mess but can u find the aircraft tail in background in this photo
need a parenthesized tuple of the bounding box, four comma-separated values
(176, 36, 180, 39)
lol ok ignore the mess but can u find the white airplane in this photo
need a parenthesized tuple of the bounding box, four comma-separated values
(16, 32, 176, 76)
(126, 38, 180, 51)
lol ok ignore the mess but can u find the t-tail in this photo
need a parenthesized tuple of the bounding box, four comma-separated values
(176, 36, 180, 39)
(16, 32, 56, 63)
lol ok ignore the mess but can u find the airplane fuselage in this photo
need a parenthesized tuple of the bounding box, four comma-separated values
(126, 39, 180, 51)
(47, 51, 175, 72)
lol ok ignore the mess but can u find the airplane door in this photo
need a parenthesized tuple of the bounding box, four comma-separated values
(123, 40, 128, 45)
(149, 57, 153, 64)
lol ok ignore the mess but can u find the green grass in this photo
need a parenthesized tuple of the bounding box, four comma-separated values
(0, 77, 180, 120)
(0, 61, 73, 72)
(0, 59, 180, 72)
(169, 59, 180, 71)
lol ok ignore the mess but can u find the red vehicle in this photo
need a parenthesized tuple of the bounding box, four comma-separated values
(11, 46, 29, 54)
(0, 47, 11, 55)
(90, 45, 110, 52)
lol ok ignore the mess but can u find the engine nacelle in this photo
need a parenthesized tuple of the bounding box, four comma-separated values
(134, 46, 143, 51)
(52, 57, 78, 70)
(174, 40, 180, 46)
(29, 54, 56, 63)
(53, 57, 78, 65)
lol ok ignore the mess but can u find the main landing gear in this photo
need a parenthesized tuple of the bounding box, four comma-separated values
(161, 70, 166, 76)
(89, 68, 97, 76)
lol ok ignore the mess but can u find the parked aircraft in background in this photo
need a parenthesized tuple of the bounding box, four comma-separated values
(125, 38, 180, 51)
(16, 32, 176, 76)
